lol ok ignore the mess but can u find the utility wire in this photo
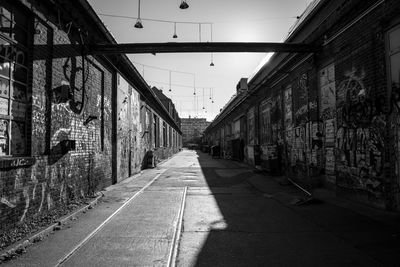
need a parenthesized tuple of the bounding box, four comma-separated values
(148, 80, 213, 90)
(99, 13, 212, 25)
(132, 61, 195, 76)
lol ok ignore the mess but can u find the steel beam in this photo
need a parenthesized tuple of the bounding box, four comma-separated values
(88, 42, 319, 55)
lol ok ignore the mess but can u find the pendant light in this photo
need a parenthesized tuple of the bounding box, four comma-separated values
(134, 0, 143, 28)
(202, 88, 205, 110)
(173, 22, 178, 38)
(180, 0, 189, 9)
(210, 24, 214, 66)
(169, 71, 172, 92)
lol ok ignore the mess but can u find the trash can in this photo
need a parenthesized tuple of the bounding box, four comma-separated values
(211, 145, 220, 158)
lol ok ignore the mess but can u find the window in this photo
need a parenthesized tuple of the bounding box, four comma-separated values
(0, 4, 30, 156)
(162, 121, 167, 147)
(388, 25, 400, 92)
(153, 114, 159, 147)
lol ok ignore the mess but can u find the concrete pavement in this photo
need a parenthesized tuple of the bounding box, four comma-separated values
(3, 149, 400, 266)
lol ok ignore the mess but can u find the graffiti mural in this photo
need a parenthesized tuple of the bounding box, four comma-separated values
(335, 68, 385, 200)
(320, 64, 336, 121)
(319, 64, 337, 181)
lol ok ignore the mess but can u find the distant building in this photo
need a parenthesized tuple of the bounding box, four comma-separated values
(181, 117, 210, 146)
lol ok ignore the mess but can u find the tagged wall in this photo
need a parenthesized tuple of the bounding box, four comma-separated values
(0, 8, 113, 235)
(116, 75, 146, 182)
(335, 67, 386, 206)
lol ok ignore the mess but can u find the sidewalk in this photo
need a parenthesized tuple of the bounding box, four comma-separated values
(246, 172, 400, 266)
(246, 173, 400, 229)
(0, 166, 167, 266)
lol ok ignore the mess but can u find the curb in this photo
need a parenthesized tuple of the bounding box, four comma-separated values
(0, 192, 103, 263)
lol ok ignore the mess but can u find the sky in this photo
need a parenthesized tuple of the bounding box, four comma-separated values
(87, 0, 309, 121)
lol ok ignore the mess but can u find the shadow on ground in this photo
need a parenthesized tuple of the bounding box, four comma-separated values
(178, 150, 400, 267)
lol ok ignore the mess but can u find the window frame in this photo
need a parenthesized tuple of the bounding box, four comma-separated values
(0, 3, 32, 158)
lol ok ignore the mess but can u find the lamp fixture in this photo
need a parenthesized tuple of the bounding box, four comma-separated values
(179, 0, 189, 9)
(134, 19, 143, 28)
(202, 88, 205, 110)
(173, 22, 178, 38)
(169, 71, 172, 92)
(134, 0, 143, 28)
(209, 24, 214, 66)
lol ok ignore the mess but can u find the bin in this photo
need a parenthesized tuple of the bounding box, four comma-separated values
(211, 145, 220, 158)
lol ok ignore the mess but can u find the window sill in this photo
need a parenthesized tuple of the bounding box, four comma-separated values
(0, 157, 35, 169)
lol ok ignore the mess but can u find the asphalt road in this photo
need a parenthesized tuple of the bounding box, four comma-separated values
(4, 149, 399, 266)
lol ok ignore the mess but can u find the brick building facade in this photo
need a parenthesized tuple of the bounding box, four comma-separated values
(204, 0, 400, 211)
(0, 0, 182, 246)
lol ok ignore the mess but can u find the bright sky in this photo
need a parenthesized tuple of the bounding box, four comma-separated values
(87, 0, 309, 121)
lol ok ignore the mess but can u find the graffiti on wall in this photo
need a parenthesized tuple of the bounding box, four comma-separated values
(294, 73, 318, 125)
(335, 67, 385, 199)
(320, 64, 336, 121)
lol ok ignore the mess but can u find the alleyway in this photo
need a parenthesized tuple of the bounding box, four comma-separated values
(4, 149, 400, 266)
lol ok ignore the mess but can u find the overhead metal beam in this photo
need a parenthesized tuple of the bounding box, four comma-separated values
(88, 42, 320, 55)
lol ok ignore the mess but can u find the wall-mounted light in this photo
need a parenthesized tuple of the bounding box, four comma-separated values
(179, 0, 189, 9)
(134, 0, 143, 28)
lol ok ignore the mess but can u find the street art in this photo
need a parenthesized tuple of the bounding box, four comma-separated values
(284, 86, 293, 128)
(247, 108, 255, 145)
(320, 64, 336, 121)
(324, 119, 335, 146)
(335, 67, 385, 200)
(271, 95, 282, 144)
(294, 73, 316, 125)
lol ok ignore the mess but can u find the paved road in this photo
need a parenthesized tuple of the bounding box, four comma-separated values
(4, 149, 399, 266)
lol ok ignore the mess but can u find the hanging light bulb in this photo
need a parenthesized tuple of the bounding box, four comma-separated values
(134, 19, 143, 28)
(202, 88, 205, 110)
(210, 55, 215, 66)
(169, 71, 172, 92)
(173, 22, 178, 38)
(209, 24, 214, 66)
(134, 0, 143, 28)
(179, 0, 189, 9)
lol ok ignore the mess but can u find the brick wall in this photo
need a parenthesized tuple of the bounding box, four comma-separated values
(0, 3, 113, 235)
(204, 0, 400, 210)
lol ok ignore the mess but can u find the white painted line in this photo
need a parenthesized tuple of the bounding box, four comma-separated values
(167, 186, 188, 267)
(56, 170, 167, 266)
